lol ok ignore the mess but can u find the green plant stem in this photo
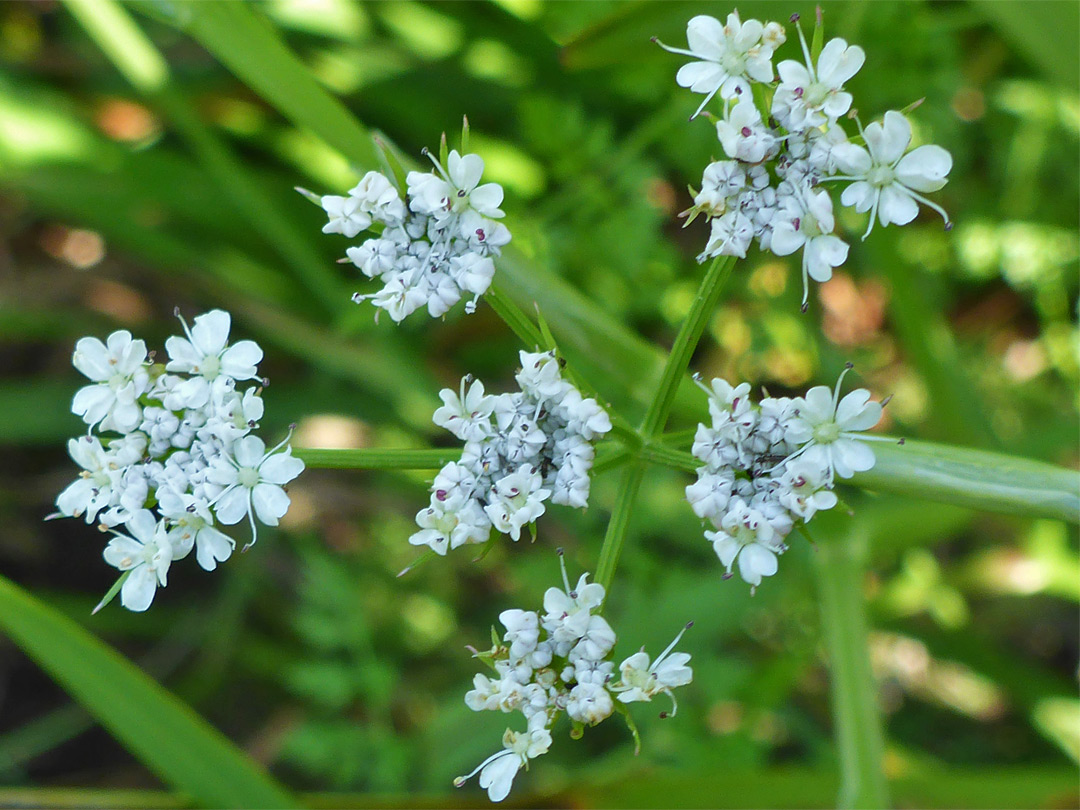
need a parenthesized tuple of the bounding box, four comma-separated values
(595, 463, 646, 594)
(638, 442, 698, 473)
(294, 448, 455, 470)
(810, 527, 889, 810)
(639, 255, 735, 438)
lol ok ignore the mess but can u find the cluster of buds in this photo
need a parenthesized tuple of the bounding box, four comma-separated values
(409, 350, 611, 556)
(305, 129, 510, 322)
(687, 366, 885, 590)
(455, 554, 693, 802)
(657, 10, 952, 307)
(54, 310, 303, 611)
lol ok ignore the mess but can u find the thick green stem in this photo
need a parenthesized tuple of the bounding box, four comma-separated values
(811, 527, 890, 810)
(294, 448, 455, 470)
(595, 463, 646, 594)
(639, 255, 735, 437)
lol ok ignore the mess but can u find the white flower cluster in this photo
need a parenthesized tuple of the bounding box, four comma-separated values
(55, 310, 304, 612)
(409, 351, 612, 556)
(456, 556, 693, 802)
(686, 366, 883, 590)
(310, 147, 510, 322)
(657, 11, 953, 307)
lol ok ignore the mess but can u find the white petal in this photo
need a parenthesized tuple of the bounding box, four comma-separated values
(878, 185, 919, 226)
(872, 111, 912, 165)
(816, 39, 864, 87)
(676, 61, 724, 93)
(769, 221, 805, 256)
(832, 438, 876, 477)
(120, 565, 158, 612)
(685, 14, 724, 56)
(449, 151, 484, 191)
(738, 543, 777, 586)
(233, 435, 266, 468)
(712, 535, 740, 568)
(479, 753, 520, 803)
(836, 389, 881, 430)
(72, 337, 112, 380)
(195, 527, 235, 571)
(806, 236, 848, 281)
(213, 486, 250, 525)
(840, 181, 876, 213)
(259, 450, 305, 485)
(251, 482, 289, 525)
(896, 144, 952, 192)
(190, 310, 231, 357)
(220, 340, 263, 379)
(832, 143, 873, 176)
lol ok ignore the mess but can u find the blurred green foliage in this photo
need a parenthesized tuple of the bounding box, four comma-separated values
(0, 1, 1076, 807)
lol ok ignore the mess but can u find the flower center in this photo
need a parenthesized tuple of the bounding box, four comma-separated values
(867, 164, 896, 188)
(720, 52, 745, 74)
(801, 210, 823, 238)
(812, 422, 842, 443)
(237, 466, 261, 488)
(803, 82, 830, 108)
(108, 373, 128, 390)
(199, 354, 221, 380)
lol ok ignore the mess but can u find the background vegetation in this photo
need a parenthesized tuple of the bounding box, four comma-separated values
(0, 1, 1077, 807)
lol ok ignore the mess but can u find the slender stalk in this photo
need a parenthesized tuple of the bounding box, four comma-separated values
(810, 526, 890, 810)
(294, 448, 456, 470)
(639, 255, 735, 437)
(638, 443, 698, 473)
(595, 463, 646, 594)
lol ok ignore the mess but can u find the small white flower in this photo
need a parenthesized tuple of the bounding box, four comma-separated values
(656, 12, 783, 119)
(208, 434, 305, 546)
(158, 490, 235, 571)
(433, 377, 495, 442)
(612, 622, 694, 715)
(483, 465, 550, 541)
(566, 682, 614, 725)
(772, 34, 865, 131)
(319, 194, 371, 238)
(71, 330, 149, 433)
(785, 367, 883, 480)
(56, 436, 122, 524)
(777, 458, 838, 520)
(102, 510, 186, 612)
(716, 98, 778, 164)
(700, 209, 754, 260)
(409, 496, 490, 555)
(454, 713, 552, 802)
(164, 310, 263, 409)
(686, 467, 736, 522)
(832, 110, 952, 238)
(707, 498, 783, 589)
(500, 609, 541, 661)
(542, 564, 606, 647)
(770, 185, 850, 308)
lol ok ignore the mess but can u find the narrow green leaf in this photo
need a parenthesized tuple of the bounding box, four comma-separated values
(0, 575, 297, 809)
(853, 440, 1080, 524)
(92, 570, 130, 615)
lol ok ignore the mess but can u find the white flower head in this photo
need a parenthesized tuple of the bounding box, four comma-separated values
(716, 97, 778, 164)
(707, 497, 783, 590)
(433, 375, 495, 442)
(319, 194, 371, 238)
(567, 681, 614, 726)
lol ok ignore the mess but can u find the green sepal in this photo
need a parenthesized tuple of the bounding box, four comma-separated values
(93, 569, 131, 615)
(293, 186, 323, 206)
(810, 6, 824, 63)
(439, 130, 449, 168)
(612, 699, 642, 755)
(460, 114, 470, 154)
(534, 303, 558, 353)
(569, 719, 585, 740)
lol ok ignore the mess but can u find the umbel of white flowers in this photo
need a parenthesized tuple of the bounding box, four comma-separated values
(408, 350, 612, 556)
(455, 553, 693, 802)
(54, 310, 304, 612)
(303, 143, 510, 323)
(656, 10, 953, 308)
(686, 365, 888, 591)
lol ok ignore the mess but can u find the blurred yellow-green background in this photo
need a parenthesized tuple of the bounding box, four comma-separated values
(0, 1, 1077, 807)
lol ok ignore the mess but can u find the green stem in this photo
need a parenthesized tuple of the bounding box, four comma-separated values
(638, 443, 698, 473)
(294, 447, 455, 470)
(639, 255, 735, 437)
(595, 463, 646, 595)
(810, 526, 890, 810)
